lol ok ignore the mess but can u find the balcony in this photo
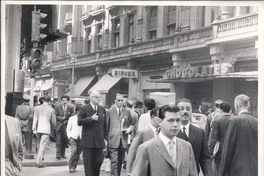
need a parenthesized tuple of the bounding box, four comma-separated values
(214, 12, 258, 38)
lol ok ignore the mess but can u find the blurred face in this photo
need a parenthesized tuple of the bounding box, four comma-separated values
(177, 101, 192, 125)
(61, 98, 68, 105)
(152, 114, 161, 128)
(90, 91, 101, 105)
(115, 95, 124, 108)
(159, 112, 181, 139)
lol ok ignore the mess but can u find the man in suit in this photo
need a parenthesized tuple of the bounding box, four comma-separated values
(5, 115, 23, 176)
(220, 94, 258, 176)
(208, 102, 232, 176)
(137, 98, 156, 131)
(78, 90, 107, 176)
(176, 98, 213, 176)
(55, 95, 75, 160)
(131, 104, 197, 176)
(126, 106, 160, 175)
(32, 95, 57, 168)
(106, 93, 134, 176)
(14, 94, 33, 148)
(204, 99, 223, 143)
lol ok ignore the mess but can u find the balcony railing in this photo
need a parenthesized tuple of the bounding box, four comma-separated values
(216, 12, 258, 38)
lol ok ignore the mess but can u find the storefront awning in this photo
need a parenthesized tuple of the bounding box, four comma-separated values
(147, 71, 258, 83)
(89, 74, 122, 94)
(74, 76, 97, 96)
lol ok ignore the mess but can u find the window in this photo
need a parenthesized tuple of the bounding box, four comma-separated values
(87, 28, 91, 53)
(149, 30, 156, 39)
(151, 6, 157, 17)
(150, 6, 157, 29)
(167, 23, 175, 36)
(179, 6, 191, 29)
(128, 14, 135, 43)
(113, 18, 120, 47)
(169, 6, 176, 12)
(97, 24, 103, 50)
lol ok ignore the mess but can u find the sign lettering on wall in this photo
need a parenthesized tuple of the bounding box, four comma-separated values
(111, 68, 138, 78)
(165, 63, 232, 79)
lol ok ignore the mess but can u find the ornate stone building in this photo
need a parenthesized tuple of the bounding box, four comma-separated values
(51, 5, 259, 115)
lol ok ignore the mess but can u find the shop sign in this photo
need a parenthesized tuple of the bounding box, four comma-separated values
(165, 63, 232, 79)
(150, 76, 163, 80)
(111, 68, 138, 78)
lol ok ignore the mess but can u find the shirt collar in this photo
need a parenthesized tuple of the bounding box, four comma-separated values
(149, 124, 157, 134)
(90, 103, 96, 110)
(238, 109, 248, 115)
(115, 105, 121, 111)
(158, 131, 176, 146)
(181, 122, 190, 131)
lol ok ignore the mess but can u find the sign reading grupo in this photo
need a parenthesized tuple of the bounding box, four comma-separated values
(111, 68, 138, 78)
(165, 63, 232, 79)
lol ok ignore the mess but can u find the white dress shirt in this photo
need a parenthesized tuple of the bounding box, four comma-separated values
(159, 132, 177, 163)
(180, 122, 190, 137)
(66, 115, 82, 139)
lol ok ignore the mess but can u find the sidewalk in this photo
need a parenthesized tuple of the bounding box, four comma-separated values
(22, 141, 82, 167)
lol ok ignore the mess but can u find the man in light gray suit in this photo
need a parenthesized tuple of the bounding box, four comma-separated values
(106, 93, 134, 176)
(126, 106, 160, 175)
(131, 104, 197, 176)
(32, 95, 56, 168)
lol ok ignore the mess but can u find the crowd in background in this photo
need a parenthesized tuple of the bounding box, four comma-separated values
(6, 91, 258, 176)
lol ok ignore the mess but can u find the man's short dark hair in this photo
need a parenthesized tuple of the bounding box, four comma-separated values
(43, 95, 51, 102)
(220, 102, 231, 113)
(150, 107, 160, 119)
(61, 95, 70, 101)
(144, 98, 156, 110)
(159, 104, 180, 120)
(215, 99, 223, 108)
(75, 104, 83, 113)
(176, 98, 192, 106)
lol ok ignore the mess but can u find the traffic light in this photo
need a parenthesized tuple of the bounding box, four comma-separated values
(32, 9, 47, 42)
(30, 48, 43, 73)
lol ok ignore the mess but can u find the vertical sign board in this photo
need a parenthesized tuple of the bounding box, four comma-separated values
(14, 70, 25, 93)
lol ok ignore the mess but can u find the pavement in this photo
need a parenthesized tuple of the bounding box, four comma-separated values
(22, 140, 80, 167)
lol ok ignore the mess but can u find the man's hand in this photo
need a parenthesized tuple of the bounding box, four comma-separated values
(33, 129, 37, 134)
(104, 139, 108, 146)
(92, 113, 99, 121)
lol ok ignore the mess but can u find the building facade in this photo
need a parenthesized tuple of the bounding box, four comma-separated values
(51, 5, 259, 114)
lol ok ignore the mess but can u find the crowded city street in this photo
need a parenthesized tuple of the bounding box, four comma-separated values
(3, 2, 264, 176)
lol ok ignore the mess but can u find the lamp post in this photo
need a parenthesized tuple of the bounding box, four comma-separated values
(70, 56, 76, 98)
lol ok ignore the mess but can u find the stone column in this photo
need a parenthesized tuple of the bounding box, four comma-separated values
(210, 44, 225, 65)
(127, 61, 140, 99)
(5, 5, 22, 92)
(220, 6, 234, 19)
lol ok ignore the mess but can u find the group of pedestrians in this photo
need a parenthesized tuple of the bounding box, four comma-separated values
(6, 90, 258, 176)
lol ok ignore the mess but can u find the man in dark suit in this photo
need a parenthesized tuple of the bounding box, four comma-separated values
(220, 94, 258, 176)
(208, 102, 232, 176)
(176, 98, 213, 176)
(106, 93, 134, 176)
(78, 90, 107, 176)
(126, 106, 160, 175)
(131, 104, 197, 176)
(55, 95, 75, 159)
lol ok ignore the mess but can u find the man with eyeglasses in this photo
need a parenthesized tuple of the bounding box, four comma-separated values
(106, 93, 134, 176)
(78, 90, 107, 176)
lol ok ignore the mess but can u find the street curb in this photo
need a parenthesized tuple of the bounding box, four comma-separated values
(22, 160, 83, 167)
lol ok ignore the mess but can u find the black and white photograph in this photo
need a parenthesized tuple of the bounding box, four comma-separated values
(2, 1, 264, 176)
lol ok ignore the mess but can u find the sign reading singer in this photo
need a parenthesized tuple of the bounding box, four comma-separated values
(111, 68, 138, 78)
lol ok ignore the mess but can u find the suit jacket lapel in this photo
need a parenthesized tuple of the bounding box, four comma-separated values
(87, 104, 96, 115)
(156, 137, 176, 169)
(176, 138, 183, 171)
(188, 124, 197, 144)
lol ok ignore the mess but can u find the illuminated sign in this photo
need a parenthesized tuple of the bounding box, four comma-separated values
(111, 68, 138, 78)
(165, 63, 232, 79)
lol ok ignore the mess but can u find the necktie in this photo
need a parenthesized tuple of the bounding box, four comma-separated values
(169, 140, 176, 165)
(182, 127, 188, 141)
(63, 105, 66, 116)
(118, 108, 121, 117)
(94, 105, 97, 113)
(156, 127, 161, 136)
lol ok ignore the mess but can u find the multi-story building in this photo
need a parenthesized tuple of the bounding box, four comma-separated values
(51, 5, 259, 115)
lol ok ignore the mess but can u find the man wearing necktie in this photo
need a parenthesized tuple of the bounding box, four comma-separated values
(106, 93, 134, 176)
(176, 98, 213, 176)
(126, 106, 160, 175)
(55, 95, 75, 160)
(131, 104, 197, 176)
(78, 90, 107, 176)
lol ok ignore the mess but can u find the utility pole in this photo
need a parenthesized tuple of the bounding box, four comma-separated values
(24, 5, 47, 159)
